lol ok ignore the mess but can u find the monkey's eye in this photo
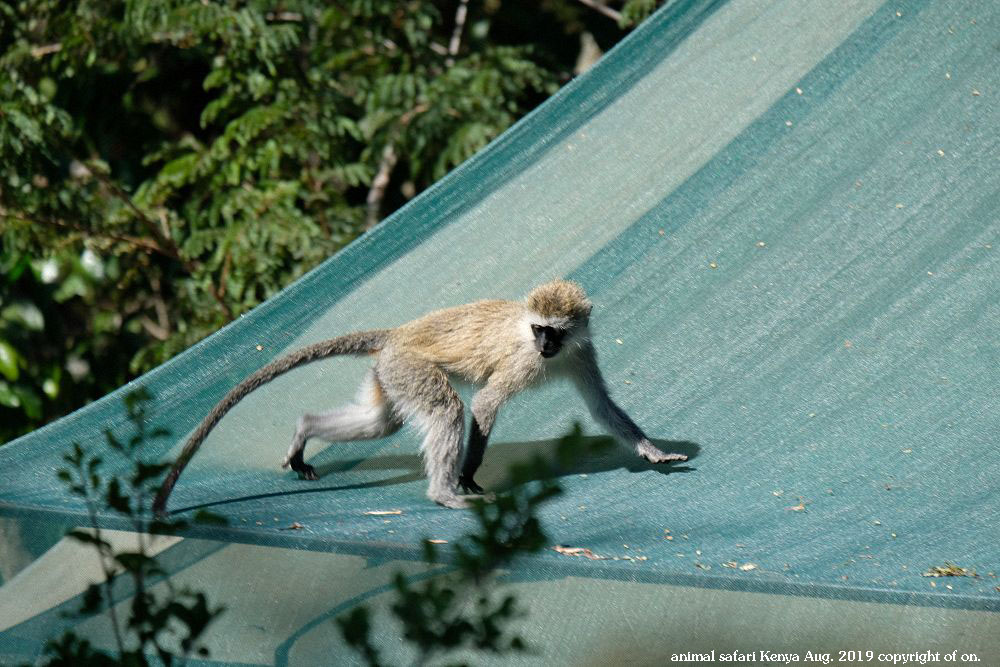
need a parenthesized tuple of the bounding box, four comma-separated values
(531, 324, 544, 336)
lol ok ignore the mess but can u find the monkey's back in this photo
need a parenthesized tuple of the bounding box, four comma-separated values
(387, 299, 534, 384)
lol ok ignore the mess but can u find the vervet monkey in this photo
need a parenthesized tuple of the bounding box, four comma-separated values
(153, 280, 686, 514)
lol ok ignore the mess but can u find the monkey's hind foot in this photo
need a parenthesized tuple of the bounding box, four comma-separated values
(285, 451, 320, 481)
(295, 465, 319, 481)
(429, 492, 470, 509)
(458, 475, 484, 495)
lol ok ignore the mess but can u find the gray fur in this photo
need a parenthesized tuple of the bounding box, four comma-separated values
(569, 342, 685, 463)
(284, 369, 403, 472)
(375, 348, 468, 507)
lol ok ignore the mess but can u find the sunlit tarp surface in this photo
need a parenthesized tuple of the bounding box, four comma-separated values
(2, 0, 998, 663)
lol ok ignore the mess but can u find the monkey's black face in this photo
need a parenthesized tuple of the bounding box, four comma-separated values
(531, 324, 566, 358)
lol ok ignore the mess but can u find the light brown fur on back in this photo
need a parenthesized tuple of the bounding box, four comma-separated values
(389, 299, 526, 383)
(384, 280, 592, 389)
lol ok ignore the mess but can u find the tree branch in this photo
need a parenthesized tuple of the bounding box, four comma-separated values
(218, 248, 232, 299)
(365, 143, 398, 229)
(90, 168, 235, 322)
(4, 207, 234, 323)
(2, 212, 168, 255)
(92, 170, 183, 261)
(575, 0, 623, 22)
(30, 43, 63, 59)
(446, 0, 470, 66)
(139, 315, 170, 341)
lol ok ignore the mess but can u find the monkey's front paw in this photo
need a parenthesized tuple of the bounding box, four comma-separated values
(458, 475, 484, 495)
(638, 442, 688, 464)
(642, 451, 687, 464)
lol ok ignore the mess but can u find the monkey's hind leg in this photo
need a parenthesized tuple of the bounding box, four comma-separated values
(283, 370, 402, 480)
(377, 354, 467, 509)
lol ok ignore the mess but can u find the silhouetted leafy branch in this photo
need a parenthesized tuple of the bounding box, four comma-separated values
(337, 425, 612, 666)
(39, 389, 226, 666)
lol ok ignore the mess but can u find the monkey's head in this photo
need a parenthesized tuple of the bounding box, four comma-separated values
(525, 280, 592, 358)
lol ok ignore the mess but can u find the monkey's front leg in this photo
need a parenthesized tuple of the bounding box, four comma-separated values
(572, 352, 687, 464)
(459, 419, 488, 494)
(459, 384, 507, 494)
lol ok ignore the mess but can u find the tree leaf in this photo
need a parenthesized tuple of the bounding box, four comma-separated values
(0, 340, 20, 381)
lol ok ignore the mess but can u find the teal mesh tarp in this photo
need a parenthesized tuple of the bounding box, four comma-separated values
(2, 0, 999, 663)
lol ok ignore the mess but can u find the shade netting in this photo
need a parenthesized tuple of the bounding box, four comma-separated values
(2, 0, 998, 663)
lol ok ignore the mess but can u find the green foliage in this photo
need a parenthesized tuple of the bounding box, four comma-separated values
(0, 0, 662, 442)
(620, 0, 662, 28)
(337, 425, 613, 666)
(41, 389, 226, 666)
(0, 252, 139, 442)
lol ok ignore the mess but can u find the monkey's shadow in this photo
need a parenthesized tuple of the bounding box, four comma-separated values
(318, 436, 699, 492)
(176, 438, 699, 514)
(464, 436, 698, 492)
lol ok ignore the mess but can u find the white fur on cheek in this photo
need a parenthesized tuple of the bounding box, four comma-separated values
(518, 314, 539, 348)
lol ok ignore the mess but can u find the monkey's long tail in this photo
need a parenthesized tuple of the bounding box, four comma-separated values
(153, 329, 391, 516)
